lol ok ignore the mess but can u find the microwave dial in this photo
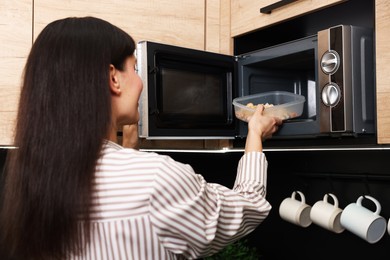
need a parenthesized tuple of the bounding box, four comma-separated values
(320, 50, 340, 74)
(322, 83, 341, 107)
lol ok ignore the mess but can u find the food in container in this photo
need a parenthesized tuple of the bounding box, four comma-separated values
(233, 91, 305, 122)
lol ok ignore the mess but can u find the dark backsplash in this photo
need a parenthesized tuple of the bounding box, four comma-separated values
(0, 149, 6, 192)
(1, 148, 390, 259)
(161, 149, 390, 260)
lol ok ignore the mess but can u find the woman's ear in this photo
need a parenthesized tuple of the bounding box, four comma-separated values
(109, 64, 121, 95)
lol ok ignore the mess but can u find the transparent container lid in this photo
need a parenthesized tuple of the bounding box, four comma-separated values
(233, 91, 306, 122)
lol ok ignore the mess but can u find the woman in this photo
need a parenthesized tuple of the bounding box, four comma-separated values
(0, 17, 282, 259)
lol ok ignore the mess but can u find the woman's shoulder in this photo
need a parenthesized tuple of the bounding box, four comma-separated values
(100, 140, 182, 166)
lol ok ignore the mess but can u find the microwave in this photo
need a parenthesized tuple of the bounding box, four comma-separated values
(136, 25, 375, 140)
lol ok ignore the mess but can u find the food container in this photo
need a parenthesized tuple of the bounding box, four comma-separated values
(233, 91, 305, 122)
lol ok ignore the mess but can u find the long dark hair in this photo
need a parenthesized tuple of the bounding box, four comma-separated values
(0, 17, 135, 259)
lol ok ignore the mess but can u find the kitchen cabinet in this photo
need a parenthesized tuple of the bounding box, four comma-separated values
(33, 0, 206, 50)
(230, 0, 345, 37)
(205, 0, 232, 55)
(375, 0, 390, 144)
(0, 0, 218, 146)
(0, 0, 32, 145)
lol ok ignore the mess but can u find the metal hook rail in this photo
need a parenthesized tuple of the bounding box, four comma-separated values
(292, 172, 390, 182)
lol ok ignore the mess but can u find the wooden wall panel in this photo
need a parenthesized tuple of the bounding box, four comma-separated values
(33, 0, 205, 50)
(0, 0, 32, 146)
(205, 0, 232, 55)
(375, 0, 390, 144)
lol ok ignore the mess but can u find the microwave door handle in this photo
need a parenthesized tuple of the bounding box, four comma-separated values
(150, 66, 159, 115)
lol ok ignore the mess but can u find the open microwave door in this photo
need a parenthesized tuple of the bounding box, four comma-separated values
(137, 41, 237, 139)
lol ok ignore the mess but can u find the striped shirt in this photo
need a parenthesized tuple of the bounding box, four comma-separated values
(71, 140, 271, 260)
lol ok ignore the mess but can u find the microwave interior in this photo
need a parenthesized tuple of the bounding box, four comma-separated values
(236, 35, 320, 138)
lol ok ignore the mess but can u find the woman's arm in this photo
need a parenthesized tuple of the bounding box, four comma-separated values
(149, 152, 273, 258)
(245, 105, 282, 153)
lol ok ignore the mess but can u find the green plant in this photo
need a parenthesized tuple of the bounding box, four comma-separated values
(203, 239, 261, 260)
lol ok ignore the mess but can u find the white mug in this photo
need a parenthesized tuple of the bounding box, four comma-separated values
(388, 217, 390, 236)
(310, 193, 344, 233)
(340, 195, 387, 244)
(279, 191, 312, 227)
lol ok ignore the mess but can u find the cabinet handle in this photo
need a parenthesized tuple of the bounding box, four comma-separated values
(260, 0, 298, 14)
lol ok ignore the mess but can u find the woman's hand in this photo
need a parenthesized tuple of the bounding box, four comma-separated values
(245, 105, 283, 153)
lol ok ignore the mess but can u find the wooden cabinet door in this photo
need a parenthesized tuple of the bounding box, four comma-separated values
(0, 0, 207, 146)
(0, 0, 32, 146)
(231, 0, 345, 37)
(33, 0, 206, 50)
(375, 0, 390, 144)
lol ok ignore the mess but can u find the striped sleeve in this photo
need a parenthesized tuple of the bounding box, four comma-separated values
(149, 152, 271, 259)
(233, 151, 268, 197)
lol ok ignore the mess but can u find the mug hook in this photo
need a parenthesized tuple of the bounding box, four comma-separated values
(326, 174, 336, 193)
(362, 175, 372, 198)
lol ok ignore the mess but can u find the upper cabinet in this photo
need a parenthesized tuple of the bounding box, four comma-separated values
(375, 0, 390, 144)
(0, 0, 32, 145)
(0, 0, 208, 146)
(231, 0, 345, 37)
(33, 0, 206, 50)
